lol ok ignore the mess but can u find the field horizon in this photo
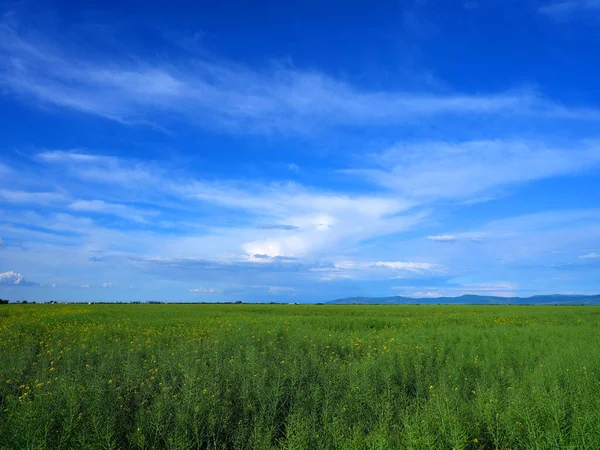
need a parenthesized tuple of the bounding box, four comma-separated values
(3, 292, 600, 306)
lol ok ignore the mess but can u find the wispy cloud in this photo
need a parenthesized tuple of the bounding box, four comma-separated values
(257, 224, 300, 231)
(5, 145, 599, 297)
(38, 151, 158, 189)
(348, 139, 600, 202)
(540, 0, 600, 17)
(266, 286, 296, 295)
(189, 287, 222, 294)
(372, 261, 437, 272)
(412, 209, 600, 274)
(68, 200, 157, 223)
(2, 17, 599, 133)
(393, 282, 519, 298)
(30, 149, 421, 260)
(580, 252, 600, 259)
(0, 189, 67, 204)
(427, 235, 456, 242)
(328, 260, 443, 280)
(459, 282, 519, 292)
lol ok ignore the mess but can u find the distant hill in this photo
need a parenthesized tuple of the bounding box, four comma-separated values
(328, 294, 600, 305)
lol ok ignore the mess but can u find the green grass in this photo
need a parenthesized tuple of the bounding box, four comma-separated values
(1, 304, 600, 449)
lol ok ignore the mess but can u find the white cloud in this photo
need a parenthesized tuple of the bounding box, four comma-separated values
(25, 150, 424, 265)
(580, 252, 600, 259)
(0, 271, 25, 284)
(80, 284, 90, 288)
(39, 151, 157, 189)
(243, 236, 308, 259)
(39, 151, 108, 164)
(68, 199, 157, 223)
(407, 291, 445, 298)
(189, 287, 222, 294)
(411, 209, 600, 269)
(427, 235, 456, 242)
(460, 282, 518, 291)
(393, 282, 519, 297)
(266, 286, 296, 295)
(249, 285, 297, 295)
(349, 140, 600, 202)
(238, 207, 423, 260)
(328, 260, 441, 280)
(372, 261, 437, 272)
(102, 282, 113, 288)
(0, 189, 67, 204)
(2, 18, 599, 134)
(187, 183, 410, 218)
(4, 146, 599, 294)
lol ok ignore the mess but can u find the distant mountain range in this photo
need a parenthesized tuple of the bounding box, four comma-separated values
(328, 294, 600, 305)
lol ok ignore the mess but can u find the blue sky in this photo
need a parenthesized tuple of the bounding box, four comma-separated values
(1, 0, 600, 303)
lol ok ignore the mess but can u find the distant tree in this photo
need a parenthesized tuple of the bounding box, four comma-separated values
(0, 298, 9, 304)
(21, 300, 28, 304)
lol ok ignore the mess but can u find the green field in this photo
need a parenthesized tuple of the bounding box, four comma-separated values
(1, 304, 600, 449)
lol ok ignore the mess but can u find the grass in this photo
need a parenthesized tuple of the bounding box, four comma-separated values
(1, 304, 600, 449)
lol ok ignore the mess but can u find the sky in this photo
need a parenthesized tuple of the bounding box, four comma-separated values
(1, 0, 600, 303)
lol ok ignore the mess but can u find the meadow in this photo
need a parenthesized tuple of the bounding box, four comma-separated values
(1, 304, 600, 449)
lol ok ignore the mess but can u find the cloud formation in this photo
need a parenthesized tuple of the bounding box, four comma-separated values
(394, 282, 519, 298)
(2, 16, 599, 134)
(0, 189, 66, 204)
(189, 287, 222, 294)
(349, 140, 600, 201)
(0, 271, 25, 284)
(0, 271, 36, 285)
(68, 200, 157, 223)
(580, 252, 600, 259)
(427, 235, 456, 242)
(372, 261, 437, 272)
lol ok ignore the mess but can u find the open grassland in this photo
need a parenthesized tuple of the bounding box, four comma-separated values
(1, 304, 600, 449)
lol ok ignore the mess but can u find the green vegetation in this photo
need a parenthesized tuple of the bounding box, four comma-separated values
(1, 304, 600, 449)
